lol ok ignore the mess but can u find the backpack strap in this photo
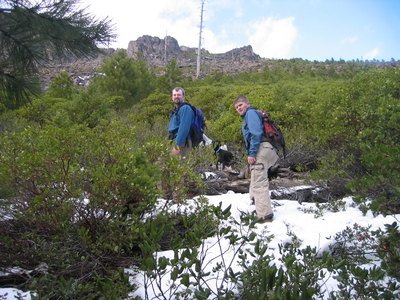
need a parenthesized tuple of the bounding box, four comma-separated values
(180, 102, 196, 117)
(171, 102, 196, 122)
(243, 107, 263, 153)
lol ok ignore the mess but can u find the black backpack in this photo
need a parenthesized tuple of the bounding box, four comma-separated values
(259, 110, 286, 158)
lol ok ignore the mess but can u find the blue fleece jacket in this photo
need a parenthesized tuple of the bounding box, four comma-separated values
(168, 103, 195, 146)
(242, 107, 264, 157)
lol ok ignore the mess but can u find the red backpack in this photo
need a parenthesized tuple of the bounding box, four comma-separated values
(259, 110, 286, 158)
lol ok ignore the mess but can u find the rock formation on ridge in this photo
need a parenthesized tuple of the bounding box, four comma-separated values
(40, 35, 267, 88)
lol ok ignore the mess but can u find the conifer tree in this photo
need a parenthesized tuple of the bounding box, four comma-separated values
(0, 0, 116, 109)
(95, 50, 139, 105)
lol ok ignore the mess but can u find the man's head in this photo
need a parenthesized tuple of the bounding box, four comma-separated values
(233, 95, 250, 116)
(172, 87, 186, 105)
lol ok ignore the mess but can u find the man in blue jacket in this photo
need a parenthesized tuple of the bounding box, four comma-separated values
(234, 95, 279, 223)
(168, 87, 194, 157)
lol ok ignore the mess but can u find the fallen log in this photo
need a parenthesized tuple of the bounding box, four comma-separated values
(222, 179, 250, 194)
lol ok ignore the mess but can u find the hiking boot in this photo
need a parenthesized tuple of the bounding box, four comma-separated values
(261, 213, 274, 223)
(262, 218, 273, 223)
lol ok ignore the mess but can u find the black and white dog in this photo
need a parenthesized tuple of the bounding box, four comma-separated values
(213, 141, 234, 170)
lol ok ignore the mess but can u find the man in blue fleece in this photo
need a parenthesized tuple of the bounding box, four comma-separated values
(234, 95, 279, 223)
(168, 87, 195, 157)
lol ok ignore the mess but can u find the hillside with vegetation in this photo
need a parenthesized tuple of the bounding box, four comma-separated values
(1, 18, 400, 297)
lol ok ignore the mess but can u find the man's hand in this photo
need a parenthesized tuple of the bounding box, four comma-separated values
(172, 147, 180, 155)
(248, 156, 256, 164)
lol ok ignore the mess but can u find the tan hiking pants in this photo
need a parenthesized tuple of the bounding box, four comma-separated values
(250, 142, 279, 219)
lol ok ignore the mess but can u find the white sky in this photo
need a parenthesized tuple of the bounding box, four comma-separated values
(78, 0, 400, 61)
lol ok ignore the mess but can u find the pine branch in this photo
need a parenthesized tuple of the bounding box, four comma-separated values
(0, 0, 116, 108)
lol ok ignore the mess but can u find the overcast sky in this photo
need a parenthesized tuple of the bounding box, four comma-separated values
(80, 0, 399, 62)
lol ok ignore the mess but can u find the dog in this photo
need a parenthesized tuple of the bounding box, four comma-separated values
(213, 141, 234, 170)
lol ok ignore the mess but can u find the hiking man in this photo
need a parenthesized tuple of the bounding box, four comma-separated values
(168, 87, 194, 157)
(234, 95, 279, 223)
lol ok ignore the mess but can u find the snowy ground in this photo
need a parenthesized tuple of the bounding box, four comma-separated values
(1, 187, 398, 299)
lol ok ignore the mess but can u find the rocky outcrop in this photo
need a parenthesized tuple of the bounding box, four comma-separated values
(38, 34, 400, 90)
(126, 35, 264, 77)
(127, 35, 184, 60)
(40, 35, 267, 89)
(220, 45, 261, 61)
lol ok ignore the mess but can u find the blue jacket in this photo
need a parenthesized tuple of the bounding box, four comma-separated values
(242, 107, 264, 157)
(168, 103, 195, 146)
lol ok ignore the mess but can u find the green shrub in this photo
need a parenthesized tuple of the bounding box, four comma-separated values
(0, 122, 163, 297)
(348, 143, 400, 215)
(374, 222, 400, 281)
